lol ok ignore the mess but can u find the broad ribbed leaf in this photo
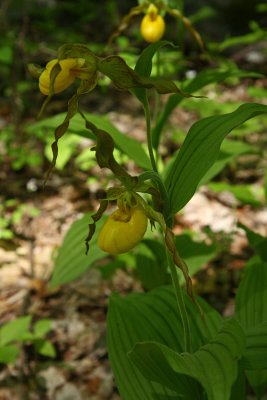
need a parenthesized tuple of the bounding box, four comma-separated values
(129, 318, 245, 400)
(50, 213, 106, 287)
(236, 258, 267, 396)
(164, 103, 267, 215)
(107, 285, 222, 400)
(153, 69, 262, 149)
(236, 259, 267, 329)
(243, 322, 267, 370)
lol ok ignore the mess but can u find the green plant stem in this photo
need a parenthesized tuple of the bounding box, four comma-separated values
(143, 98, 158, 173)
(152, 51, 161, 124)
(166, 248, 192, 353)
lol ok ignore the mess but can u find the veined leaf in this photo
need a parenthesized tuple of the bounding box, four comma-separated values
(236, 259, 267, 328)
(164, 103, 267, 216)
(107, 285, 222, 400)
(243, 322, 267, 370)
(129, 318, 245, 400)
(153, 68, 261, 149)
(50, 213, 106, 287)
(235, 258, 267, 396)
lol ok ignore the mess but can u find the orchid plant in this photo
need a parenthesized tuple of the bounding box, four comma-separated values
(28, 2, 267, 398)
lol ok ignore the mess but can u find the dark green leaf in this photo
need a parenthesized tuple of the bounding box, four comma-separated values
(135, 239, 170, 290)
(164, 103, 267, 216)
(129, 318, 245, 400)
(152, 68, 261, 149)
(107, 285, 222, 400)
(235, 258, 267, 396)
(243, 322, 267, 370)
(236, 258, 267, 327)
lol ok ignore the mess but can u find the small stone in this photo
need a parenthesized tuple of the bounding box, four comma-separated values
(55, 383, 82, 400)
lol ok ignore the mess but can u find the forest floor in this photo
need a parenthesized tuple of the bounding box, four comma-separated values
(0, 79, 267, 399)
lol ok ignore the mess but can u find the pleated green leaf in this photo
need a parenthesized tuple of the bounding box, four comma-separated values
(50, 213, 106, 287)
(129, 318, 245, 400)
(152, 68, 262, 149)
(236, 259, 267, 330)
(164, 103, 267, 215)
(107, 285, 222, 400)
(235, 258, 267, 396)
(243, 322, 267, 370)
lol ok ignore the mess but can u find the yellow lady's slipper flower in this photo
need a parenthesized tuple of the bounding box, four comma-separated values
(39, 58, 86, 95)
(98, 206, 148, 255)
(140, 4, 165, 43)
